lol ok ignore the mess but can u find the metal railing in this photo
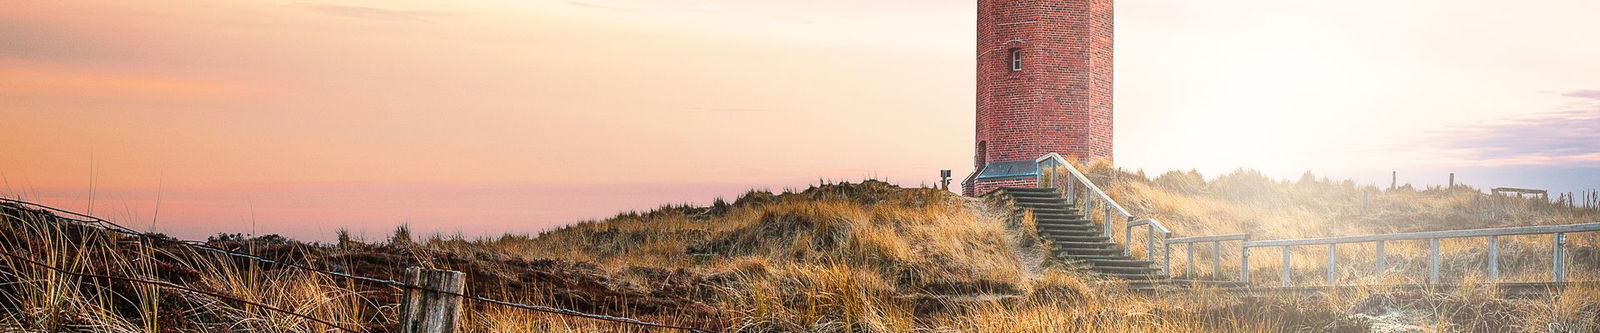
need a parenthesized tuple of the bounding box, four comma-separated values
(1028, 153, 1594, 288)
(1243, 222, 1600, 287)
(1128, 218, 1172, 260)
(1035, 153, 1170, 258)
(1164, 233, 1249, 280)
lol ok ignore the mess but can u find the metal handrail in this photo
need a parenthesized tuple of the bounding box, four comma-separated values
(1036, 153, 1130, 217)
(1243, 222, 1599, 286)
(1034, 153, 1149, 258)
(1243, 223, 1600, 247)
(1129, 218, 1171, 235)
(1126, 218, 1172, 267)
(1163, 233, 1250, 280)
(1168, 222, 1599, 286)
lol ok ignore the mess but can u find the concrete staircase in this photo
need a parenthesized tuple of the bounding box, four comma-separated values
(985, 187, 1167, 288)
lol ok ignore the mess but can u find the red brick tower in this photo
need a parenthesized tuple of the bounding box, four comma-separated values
(963, 0, 1114, 196)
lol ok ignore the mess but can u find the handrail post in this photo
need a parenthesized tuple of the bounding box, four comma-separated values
(1554, 232, 1567, 283)
(1374, 241, 1385, 276)
(1163, 241, 1172, 278)
(1487, 235, 1499, 282)
(1103, 202, 1114, 239)
(1146, 227, 1157, 260)
(1239, 246, 1250, 283)
(1212, 241, 1221, 280)
(1280, 246, 1291, 287)
(1428, 239, 1440, 284)
(1124, 223, 1133, 257)
(1326, 244, 1337, 285)
(1186, 243, 1195, 278)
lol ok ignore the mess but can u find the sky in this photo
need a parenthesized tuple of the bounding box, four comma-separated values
(2, 0, 1598, 241)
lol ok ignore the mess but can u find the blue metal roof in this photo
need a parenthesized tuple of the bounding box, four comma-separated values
(974, 160, 1039, 181)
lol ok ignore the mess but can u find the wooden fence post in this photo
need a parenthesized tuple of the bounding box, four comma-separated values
(400, 267, 467, 333)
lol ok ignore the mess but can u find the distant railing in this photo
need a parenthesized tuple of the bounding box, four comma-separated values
(1244, 222, 1600, 286)
(1168, 222, 1599, 287)
(1036, 153, 1169, 259)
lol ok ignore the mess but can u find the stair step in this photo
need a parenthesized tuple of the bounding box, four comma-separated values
(1036, 229, 1103, 237)
(1062, 254, 1138, 261)
(1054, 248, 1122, 256)
(1080, 259, 1155, 267)
(1043, 235, 1111, 243)
(1089, 265, 1159, 274)
(1014, 211, 1084, 219)
(1034, 219, 1093, 225)
(1017, 209, 1078, 217)
(998, 187, 1055, 194)
(1050, 241, 1116, 249)
(1017, 201, 1068, 209)
(1035, 223, 1097, 231)
(1011, 197, 1062, 204)
(1101, 272, 1159, 281)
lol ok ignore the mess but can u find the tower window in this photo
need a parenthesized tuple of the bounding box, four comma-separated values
(1008, 48, 1022, 71)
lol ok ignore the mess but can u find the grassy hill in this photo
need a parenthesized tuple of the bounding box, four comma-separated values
(0, 167, 1596, 332)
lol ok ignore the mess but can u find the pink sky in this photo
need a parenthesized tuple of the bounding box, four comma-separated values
(4, 1, 1598, 241)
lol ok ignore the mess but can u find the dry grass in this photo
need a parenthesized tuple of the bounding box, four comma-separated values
(0, 172, 1597, 332)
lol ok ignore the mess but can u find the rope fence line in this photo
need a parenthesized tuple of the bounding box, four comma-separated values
(0, 246, 363, 333)
(0, 197, 711, 333)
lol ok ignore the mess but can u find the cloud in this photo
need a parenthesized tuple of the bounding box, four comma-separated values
(686, 106, 774, 114)
(0, 58, 246, 101)
(296, 3, 451, 22)
(563, 1, 717, 14)
(1563, 89, 1600, 100)
(1429, 90, 1600, 166)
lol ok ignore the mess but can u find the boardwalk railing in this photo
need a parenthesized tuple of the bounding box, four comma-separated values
(1036, 153, 1171, 259)
(1165, 222, 1600, 287)
(1163, 233, 1249, 280)
(1244, 222, 1600, 287)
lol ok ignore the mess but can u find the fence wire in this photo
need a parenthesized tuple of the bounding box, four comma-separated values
(0, 197, 710, 333)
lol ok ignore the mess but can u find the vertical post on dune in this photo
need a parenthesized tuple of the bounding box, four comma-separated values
(1374, 241, 1386, 276)
(1281, 246, 1291, 287)
(1428, 239, 1440, 285)
(401, 267, 467, 333)
(1326, 244, 1337, 286)
(1554, 233, 1567, 283)
(1488, 235, 1499, 282)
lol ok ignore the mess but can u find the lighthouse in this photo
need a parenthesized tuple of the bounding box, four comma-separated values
(964, 0, 1115, 196)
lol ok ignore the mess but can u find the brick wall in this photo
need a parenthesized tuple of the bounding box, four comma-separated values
(973, 0, 1114, 168)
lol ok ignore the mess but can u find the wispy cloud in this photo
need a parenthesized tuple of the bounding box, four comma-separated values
(295, 3, 452, 22)
(1563, 89, 1600, 100)
(0, 58, 246, 101)
(686, 106, 775, 114)
(1429, 90, 1600, 166)
(563, 1, 717, 14)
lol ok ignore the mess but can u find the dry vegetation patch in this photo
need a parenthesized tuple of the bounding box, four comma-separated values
(1, 172, 1597, 332)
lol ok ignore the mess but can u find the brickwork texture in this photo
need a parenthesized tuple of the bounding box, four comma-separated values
(967, 0, 1113, 196)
